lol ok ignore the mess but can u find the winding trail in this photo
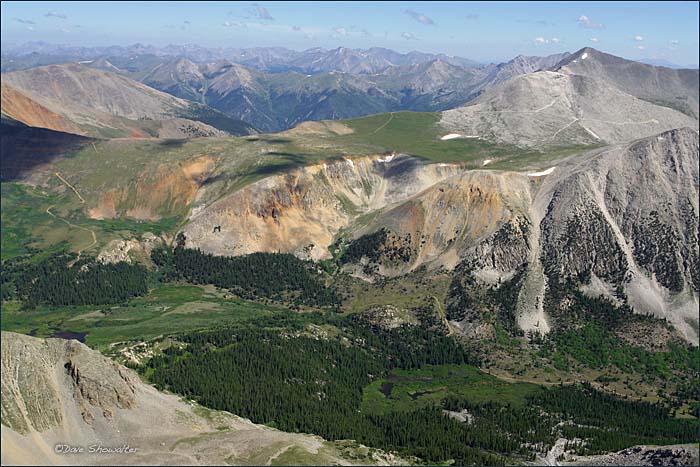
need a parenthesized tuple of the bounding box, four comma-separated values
(49, 172, 97, 261)
(470, 97, 560, 114)
(551, 118, 580, 139)
(45, 206, 97, 261)
(373, 112, 394, 134)
(54, 172, 85, 203)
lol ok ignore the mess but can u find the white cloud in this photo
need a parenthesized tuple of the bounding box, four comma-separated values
(634, 35, 644, 41)
(577, 15, 604, 30)
(222, 21, 243, 27)
(404, 10, 434, 25)
(533, 37, 561, 45)
(333, 27, 347, 36)
(252, 3, 273, 20)
(635, 45, 646, 50)
(292, 25, 301, 31)
(401, 32, 418, 40)
(668, 39, 679, 50)
(61, 28, 71, 33)
(45, 11, 67, 19)
(26, 25, 35, 31)
(590, 37, 599, 43)
(465, 14, 479, 20)
(13, 18, 35, 25)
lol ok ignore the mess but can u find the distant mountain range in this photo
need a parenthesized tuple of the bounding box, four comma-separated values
(1, 42, 484, 74)
(2, 44, 578, 132)
(2, 46, 698, 134)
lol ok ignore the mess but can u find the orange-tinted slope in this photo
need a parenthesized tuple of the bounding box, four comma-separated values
(1, 83, 84, 136)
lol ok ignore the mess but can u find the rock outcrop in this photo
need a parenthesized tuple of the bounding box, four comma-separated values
(183, 154, 463, 260)
(0, 332, 404, 466)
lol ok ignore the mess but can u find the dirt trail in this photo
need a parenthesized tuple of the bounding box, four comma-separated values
(432, 296, 459, 336)
(471, 97, 560, 114)
(49, 172, 97, 261)
(551, 117, 580, 139)
(373, 112, 394, 133)
(45, 206, 97, 261)
(54, 172, 85, 203)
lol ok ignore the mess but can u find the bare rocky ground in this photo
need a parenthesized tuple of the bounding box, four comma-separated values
(553, 445, 700, 466)
(440, 69, 698, 148)
(0, 331, 406, 466)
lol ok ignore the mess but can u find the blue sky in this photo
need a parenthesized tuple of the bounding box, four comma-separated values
(2, 1, 698, 65)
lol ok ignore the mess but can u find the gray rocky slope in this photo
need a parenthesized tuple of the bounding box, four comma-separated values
(180, 128, 699, 343)
(553, 47, 699, 119)
(440, 69, 698, 148)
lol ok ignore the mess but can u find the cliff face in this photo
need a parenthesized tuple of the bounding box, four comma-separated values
(181, 129, 698, 342)
(535, 128, 699, 342)
(183, 154, 463, 260)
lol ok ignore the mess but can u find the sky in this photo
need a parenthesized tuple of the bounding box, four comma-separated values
(2, 1, 699, 65)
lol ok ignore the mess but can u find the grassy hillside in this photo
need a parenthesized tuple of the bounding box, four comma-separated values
(1, 107, 599, 262)
(0, 284, 284, 350)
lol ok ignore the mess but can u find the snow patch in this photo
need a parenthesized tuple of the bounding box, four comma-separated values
(377, 153, 396, 163)
(657, 136, 665, 141)
(482, 159, 492, 166)
(344, 158, 354, 168)
(78, 60, 94, 64)
(583, 126, 601, 140)
(527, 167, 556, 177)
(441, 133, 463, 140)
(581, 52, 588, 60)
(440, 134, 479, 140)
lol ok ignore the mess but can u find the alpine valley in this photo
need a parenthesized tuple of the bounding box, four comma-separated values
(1, 36, 698, 467)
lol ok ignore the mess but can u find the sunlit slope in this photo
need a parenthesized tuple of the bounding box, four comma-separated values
(1, 63, 257, 137)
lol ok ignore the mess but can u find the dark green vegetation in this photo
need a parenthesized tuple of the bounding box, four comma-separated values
(144, 313, 515, 465)
(2, 252, 147, 308)
(536, 384, 699, 454)
(0, 283, 285, 350)
(444, 383, 698, 455)
(341, 229, 390, 265)
(142, 309, 697, 464)
(1, 183, 72, 260)
(152, 236, 339, 308)
(362, 364, 540, 414)
(540, 321, 699, 379)
(178, 104, 257, 136)
(1, 106, 696, 464)
(339, 228, 413, 274)
(447, 262, 528, 334)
